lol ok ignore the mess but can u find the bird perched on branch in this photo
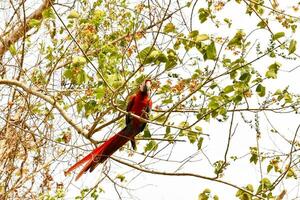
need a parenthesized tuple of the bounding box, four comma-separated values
(66, 80, 152, 180)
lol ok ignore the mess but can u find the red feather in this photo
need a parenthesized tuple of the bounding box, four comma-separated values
(66, 85, 152, 180)
(66, 129, 130, 180)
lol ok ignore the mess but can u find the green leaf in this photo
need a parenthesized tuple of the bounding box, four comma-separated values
(272, 32, 285, 40)
(164, 126, 174, 142)
(223, 85, 234, 94)
(84, 100, 97, 117)
(94, 0, 103, 6)
(91, 10, 106, 26)
(197, 137, 204, 150)
(95, 86, 105, 99)
(234, 95, 243, 104)
(55, 137, 63, 143)
(205, 41, 217, 60)
(195, 126, 202, 132)
(269, 51, 276, 57)
(198, 188, 211, 200)
(213, 195, 219, 200)
(198, 8, 209, 23)
(138, 46, 153, 59)
(208, 99, 219, 110)
(76, 100, 84, 113)
(239, 72, 251, 82)
(267, 165, 273, 173)
(28, 19, 41, 28)
(213, 160, 226, 175)
(138, 46, 161, 64)
(116, 174, 126, 182)
(90, 188, 100, 199)
(245, 184, 254, 192)
(63, 69, 73, 79)
(155, 114, 167, 123)
(9, 44, 17, 55)
(274, 89, 282, 95)
(257, 20, 268, 29)
(165, 48, 178, 70)
(143, 127, 151, 138)
(162, 97, 173, 104)
(196, 34, 209, 42)
(156, 52, 167, 62)
(72, 56, 87, 67)
(228, 30, 245, 48)
(68, 10, 80, 19)
(218, 107, 227, 116)
(260, 177, 272, 188)
(165, 126, 171, 135)
(256, 84, 266, 97)
(230, 70, 237, 80)
(210, 82, 217, 89)
(288, 39, 297, 55)
(284, 92, 292, 104)
(164, 22, 176, 33)
(230, 156, 237, 161)
(265, 70, 276, 79)
(179, 121, 189, 128)
(265, 62, 281, 79)
(42, 8, 55, 19)
(173, 38, 181, 50)
(249, 147, 258, 164)
(144, 140, 158, 152)
(77, 70, 88, 84)
(187, 131, 197, 144)
(224, 18, 232, 28)
(291, 24, 297, 33)
(165, 60, 177, 70)
(93, 10, 106, 20)
(286, 168, 296, 179)
(189, 30, 199, 38)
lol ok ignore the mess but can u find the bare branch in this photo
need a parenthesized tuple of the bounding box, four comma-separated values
(111, 157, 264, 199)
(0, 0, 55, 58)
(0, 79, 88, 136)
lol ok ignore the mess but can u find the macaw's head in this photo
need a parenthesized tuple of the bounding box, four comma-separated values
(140, 79, 151, 96)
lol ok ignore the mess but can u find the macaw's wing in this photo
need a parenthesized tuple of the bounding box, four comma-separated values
(130, 101, 152, 149)
(126, 94, 136, 125)
(126, 94, 136, 149)
(138, 101, 152, 133)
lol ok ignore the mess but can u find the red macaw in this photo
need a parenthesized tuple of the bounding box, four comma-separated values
(66, 80, 152, 180)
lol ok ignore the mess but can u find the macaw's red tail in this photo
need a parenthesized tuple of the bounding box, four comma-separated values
(65, 128, 132, 181)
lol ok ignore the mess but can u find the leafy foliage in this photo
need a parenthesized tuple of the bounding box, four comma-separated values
(1, 0, 300, 199)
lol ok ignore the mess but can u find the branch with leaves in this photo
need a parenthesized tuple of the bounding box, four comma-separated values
(0, 0, 55, 58)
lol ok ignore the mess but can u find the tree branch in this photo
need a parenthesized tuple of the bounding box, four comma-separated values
(0, 0, 55, 59)
(111, 157, 264, 199)
(0, 79, 88, 137)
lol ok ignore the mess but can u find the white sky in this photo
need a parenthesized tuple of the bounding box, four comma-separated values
(1, 0, 300, 199)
